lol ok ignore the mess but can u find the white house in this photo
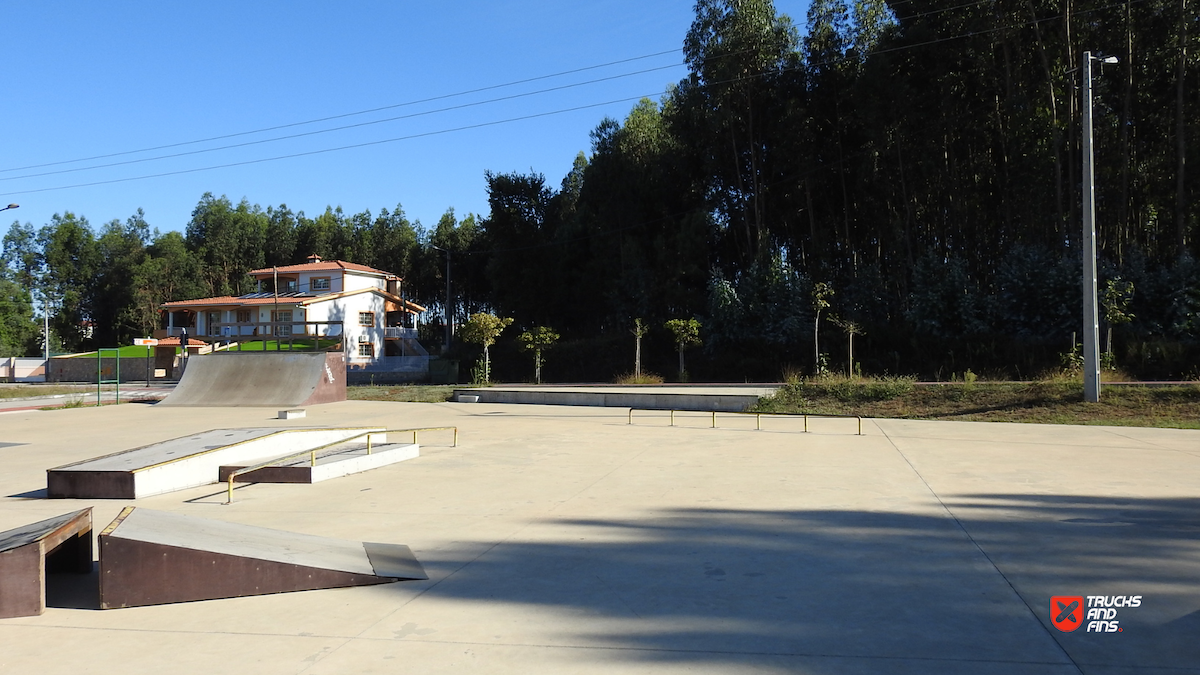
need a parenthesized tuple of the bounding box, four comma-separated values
(159, 256, 428, 379)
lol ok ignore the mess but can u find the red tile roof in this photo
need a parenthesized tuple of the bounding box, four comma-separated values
(160, 296, 302, 308)
(160, 288, 426, 313)
(156, 337, 207, 347)
(248, 260, 394, 277)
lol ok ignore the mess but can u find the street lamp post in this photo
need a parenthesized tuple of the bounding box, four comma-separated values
(1081, 52, 1117, 403)
(429, 244, 452, 352)
(0, 203, 18, 213)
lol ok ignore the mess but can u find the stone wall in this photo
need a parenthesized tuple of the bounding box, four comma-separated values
(48, 356, 180, 384)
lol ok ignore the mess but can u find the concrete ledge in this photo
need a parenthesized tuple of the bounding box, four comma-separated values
(451, 385, 778, 412)
(220, 443, 420, 484)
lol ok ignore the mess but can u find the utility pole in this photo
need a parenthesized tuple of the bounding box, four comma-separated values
(1081, 52, 1117, 403)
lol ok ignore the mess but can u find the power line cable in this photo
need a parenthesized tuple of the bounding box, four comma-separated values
(0, 94, 658, 197)
(0, 48, 683, 174)
(4, 0, 1149, 197)
(2, 62, 686, 182)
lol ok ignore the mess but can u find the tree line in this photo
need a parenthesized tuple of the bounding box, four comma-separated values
(4, 0, 1200, 380)
(0, 196, 475, 355)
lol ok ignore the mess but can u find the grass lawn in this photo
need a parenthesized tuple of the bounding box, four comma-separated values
(753, 378, 1200, 429)
(62, 346, 161, 358)
(224, 339, 340, 351)
(60, 339, 340, 358)
(0, 384, 97, 399)
(348, 385, 457, 403)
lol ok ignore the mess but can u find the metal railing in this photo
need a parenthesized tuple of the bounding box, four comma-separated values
(224, 426, 457, 504)
(627, 408, 862, 435)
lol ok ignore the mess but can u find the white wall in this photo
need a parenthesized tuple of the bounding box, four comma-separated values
(298, 272, 343, 293)
(310, 292, 388, 362)
(343, 272, 385, 293)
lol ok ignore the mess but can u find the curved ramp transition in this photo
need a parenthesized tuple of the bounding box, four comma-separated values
(159, 352, 345, 407)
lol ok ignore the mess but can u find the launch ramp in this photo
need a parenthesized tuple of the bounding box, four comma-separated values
(98, 507, 426, 609)
(0, 509, 93, 618)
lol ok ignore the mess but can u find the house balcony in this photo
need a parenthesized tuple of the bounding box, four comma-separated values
(162, 322, 345, 339)
(383, 326, 418, 339)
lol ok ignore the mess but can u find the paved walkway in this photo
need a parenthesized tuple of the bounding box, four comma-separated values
(0, 401, 1197, 674)
(0, 384, 173, 414)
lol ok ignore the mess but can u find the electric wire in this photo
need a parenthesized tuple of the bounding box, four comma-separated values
(0, 94, 659, 197)
(3, 0, 1152, 198)
(1, 62, 686, 182)
(0, 48, 683, 174)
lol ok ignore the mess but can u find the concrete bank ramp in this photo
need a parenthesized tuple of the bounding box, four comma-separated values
(98, 507, 426, 609)
(159, 352, 345, 407)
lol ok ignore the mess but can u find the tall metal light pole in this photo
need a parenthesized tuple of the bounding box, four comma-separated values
(429, 244, 452, 351)
(1081, 52, 1117, 403)
(0, 203, 18, 213)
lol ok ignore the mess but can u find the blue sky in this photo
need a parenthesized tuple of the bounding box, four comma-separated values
(3, 2, 811, 237)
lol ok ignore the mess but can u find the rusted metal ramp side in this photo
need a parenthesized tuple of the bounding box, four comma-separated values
(157, 352, 346, 407)
(0, 509, 93, 618)
(47, 427, 385, 499)
(98, 508, 426, 609)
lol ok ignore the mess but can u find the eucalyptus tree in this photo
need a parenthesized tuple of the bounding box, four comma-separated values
(185, 194, 267, 297)
(38, 212, 99, 351)
(679, 0, 801, 265)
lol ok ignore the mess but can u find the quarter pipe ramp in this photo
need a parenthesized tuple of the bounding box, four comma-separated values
(158, 352, 345, 407)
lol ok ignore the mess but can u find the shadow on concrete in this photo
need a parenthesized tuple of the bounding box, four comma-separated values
(396, 496, 1200, 672)
(6, 488, 47, 499)
(46, 562, 100, 610)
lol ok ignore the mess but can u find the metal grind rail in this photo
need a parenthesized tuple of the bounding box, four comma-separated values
(224, 426, 457, 504)
(627, 409, 862, 436)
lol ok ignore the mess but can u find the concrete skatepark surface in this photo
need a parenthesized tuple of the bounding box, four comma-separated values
(158, 352, 346, 407)
(1, 401, 1199, 673)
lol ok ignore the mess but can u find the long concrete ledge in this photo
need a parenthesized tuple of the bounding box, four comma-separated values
(47, 427, 385, 499)
(451, 385, 779, 412)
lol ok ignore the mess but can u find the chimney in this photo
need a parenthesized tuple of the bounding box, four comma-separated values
(306, 254, 322, 263)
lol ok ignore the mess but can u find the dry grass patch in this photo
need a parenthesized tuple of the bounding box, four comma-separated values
(0, 385, 95, 400)
(754, 379, 1200, 429)
(347, 385, 457, 403)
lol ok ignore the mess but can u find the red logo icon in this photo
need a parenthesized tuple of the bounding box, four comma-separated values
(1051, 596, 1084, 632)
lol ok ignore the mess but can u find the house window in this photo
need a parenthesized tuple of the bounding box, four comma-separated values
(236, 309, 251, 323)
(206, 311, 222, 336)
(271, 310, 293, 337)
(358, 312, 375, 327)
(311, 277, 331, 291)
(357, 343, 374, 358)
